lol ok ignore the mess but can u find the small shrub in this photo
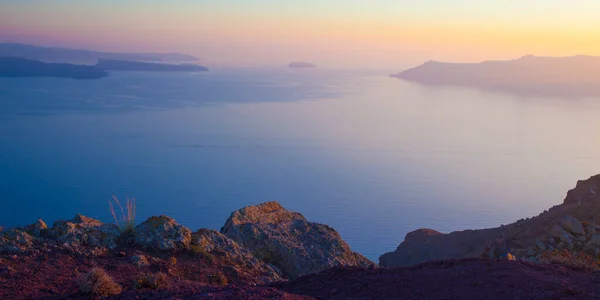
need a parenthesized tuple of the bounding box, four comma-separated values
(190, 245, 215, 264)
(108, 195, 136, 233)
(78, 268, 123, 297)
(134, 272, 167, 289)
(540, 249, 600, 270)
(169, 256, 177, 266)
(209, 272, 228, 287)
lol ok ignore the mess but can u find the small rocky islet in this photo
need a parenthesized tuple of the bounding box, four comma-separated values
(3, 175, 600, 299)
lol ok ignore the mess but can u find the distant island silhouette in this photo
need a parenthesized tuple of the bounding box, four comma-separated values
(0, 57, 209, 79)
(289, 62, 316, 68)
(96, 59, 208, 72)
(0, 57, 108, 79)
(393, 55, 600, 98)
(0, 43, 199, 65)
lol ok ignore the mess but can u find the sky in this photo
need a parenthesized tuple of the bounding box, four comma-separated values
(2, 0, 600, 68)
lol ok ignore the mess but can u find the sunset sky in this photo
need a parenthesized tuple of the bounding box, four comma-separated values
(2, 0, 600, 68)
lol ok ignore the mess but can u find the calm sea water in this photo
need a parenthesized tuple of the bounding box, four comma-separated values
(1, 68, 600, 260)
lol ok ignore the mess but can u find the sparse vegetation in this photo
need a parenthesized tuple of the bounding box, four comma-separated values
(134, 272, 167, 289)
(540, 249, 600, 270)
(209, 271, 229, 286)
(78, 268, 123, 297)
(190, 245, 215, 264)
(108, 195, 136, 233)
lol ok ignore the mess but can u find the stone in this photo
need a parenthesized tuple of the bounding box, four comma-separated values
(534, 240, 546, 252)
(221, 202, 375, 279)
(49, 215, 120, 250)
(549, 225, 572, 244)
(191, 229, 282, 283)
(133, 216, 191, 251)
(0, 229, 33, 254)
(586, 235, 600, 248)
(559, 216, 585, 236)
(24, 219, 48, 237)
(130, 254, 150, 268)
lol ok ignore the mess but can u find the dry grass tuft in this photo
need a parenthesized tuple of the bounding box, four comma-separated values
(108, 195, 136, 232)
(134, 272, 168, 289)
(78, 268, 123, 297)
(190, 245, 215, 264)
(209, 271, 229, 287)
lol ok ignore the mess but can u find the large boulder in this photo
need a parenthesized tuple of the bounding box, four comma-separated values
(49, 214, 120, 250)
(221, 202, 375, 279)
(134, 216, 191, 251)
(549, 224, 573, 244)
(559, 216, 585, 236)
(191, 229, 283, 283)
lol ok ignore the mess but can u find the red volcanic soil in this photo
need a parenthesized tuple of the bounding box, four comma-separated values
(276, 259, 600, 300)
(0, 247, 306, 300)
(3, 250, 600, 299)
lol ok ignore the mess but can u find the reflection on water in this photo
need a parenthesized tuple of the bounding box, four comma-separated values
(1, 69, 600, 260)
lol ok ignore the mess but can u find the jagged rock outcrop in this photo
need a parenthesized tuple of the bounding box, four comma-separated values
(221, 201, 375, 279)
(49, 214, 120, 250)
(23, 219, 48, 237)
(133, 216, 191, 251)
(191, 229, 283, 283)
(564, 174, 600, 205)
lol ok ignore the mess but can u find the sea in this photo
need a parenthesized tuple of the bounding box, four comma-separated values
(1, 67, 600, 260)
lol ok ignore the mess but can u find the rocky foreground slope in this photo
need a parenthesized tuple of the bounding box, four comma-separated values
(3, 175, 600, 299)
(0, 202, 372, 299)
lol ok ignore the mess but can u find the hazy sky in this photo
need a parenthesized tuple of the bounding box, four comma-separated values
(2, 0, 600, 68)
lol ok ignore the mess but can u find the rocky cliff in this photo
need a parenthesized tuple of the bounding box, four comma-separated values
(380, 173, 600, 267)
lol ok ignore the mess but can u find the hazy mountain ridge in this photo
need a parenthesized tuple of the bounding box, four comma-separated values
(393, 55, 600, 98)
(0, 43, 199, 64)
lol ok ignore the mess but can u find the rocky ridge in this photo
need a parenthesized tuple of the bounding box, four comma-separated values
(0, 202, 371, 299)
(380, 174, 600, 267)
